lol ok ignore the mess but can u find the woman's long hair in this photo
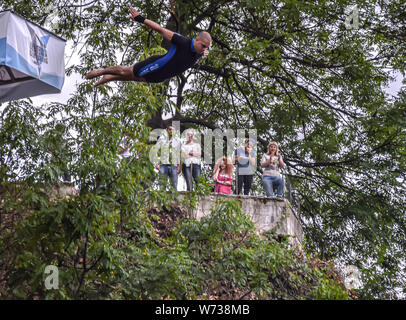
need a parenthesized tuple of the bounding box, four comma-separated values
(266, 141, 279, 156)
(213, 157, 234, 179)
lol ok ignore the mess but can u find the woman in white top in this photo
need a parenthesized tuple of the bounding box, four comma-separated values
(181, 129, 201, 191)
(261, 141, 285, 197)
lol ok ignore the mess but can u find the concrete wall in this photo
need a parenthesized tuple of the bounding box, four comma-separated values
(178, 192, 303, 246)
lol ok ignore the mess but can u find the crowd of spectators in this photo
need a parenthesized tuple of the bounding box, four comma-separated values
(151, 125, 285, 198)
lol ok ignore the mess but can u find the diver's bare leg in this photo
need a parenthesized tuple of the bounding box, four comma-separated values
(93, 74, 146, 87)
(86, 65, 134, 80)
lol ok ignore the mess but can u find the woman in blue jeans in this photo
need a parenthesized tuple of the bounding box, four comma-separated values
(261, 141, 285, 197)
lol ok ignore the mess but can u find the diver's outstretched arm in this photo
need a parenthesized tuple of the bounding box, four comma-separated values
(129, 6, 174, 42)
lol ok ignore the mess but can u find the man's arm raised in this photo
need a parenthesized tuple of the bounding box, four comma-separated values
(129, 6, 174, 42)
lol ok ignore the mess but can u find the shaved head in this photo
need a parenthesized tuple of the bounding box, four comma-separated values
(196, 31, 212, 42)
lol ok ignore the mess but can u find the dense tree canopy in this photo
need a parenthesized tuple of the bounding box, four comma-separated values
(0, 0, 405, 298)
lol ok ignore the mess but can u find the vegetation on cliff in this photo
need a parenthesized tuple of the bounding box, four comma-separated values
(1, 0, 405, 298)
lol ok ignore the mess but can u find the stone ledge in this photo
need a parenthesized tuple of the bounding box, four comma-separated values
(178, 192, 303, 247)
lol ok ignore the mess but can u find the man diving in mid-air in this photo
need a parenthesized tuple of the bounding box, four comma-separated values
(86, 6, 212, 87)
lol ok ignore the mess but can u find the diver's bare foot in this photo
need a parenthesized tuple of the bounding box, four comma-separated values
(93, 75, 110, 87)
(86, 68, 104, 80)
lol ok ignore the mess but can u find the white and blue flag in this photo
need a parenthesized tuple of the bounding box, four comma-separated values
(0, 10, 66, 103)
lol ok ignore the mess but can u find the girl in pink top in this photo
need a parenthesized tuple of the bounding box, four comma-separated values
(213, 157, 234, 194)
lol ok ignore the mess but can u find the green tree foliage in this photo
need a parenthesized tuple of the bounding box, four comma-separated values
(1, 0, 405, 298)
(1, 179, 350, 300)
